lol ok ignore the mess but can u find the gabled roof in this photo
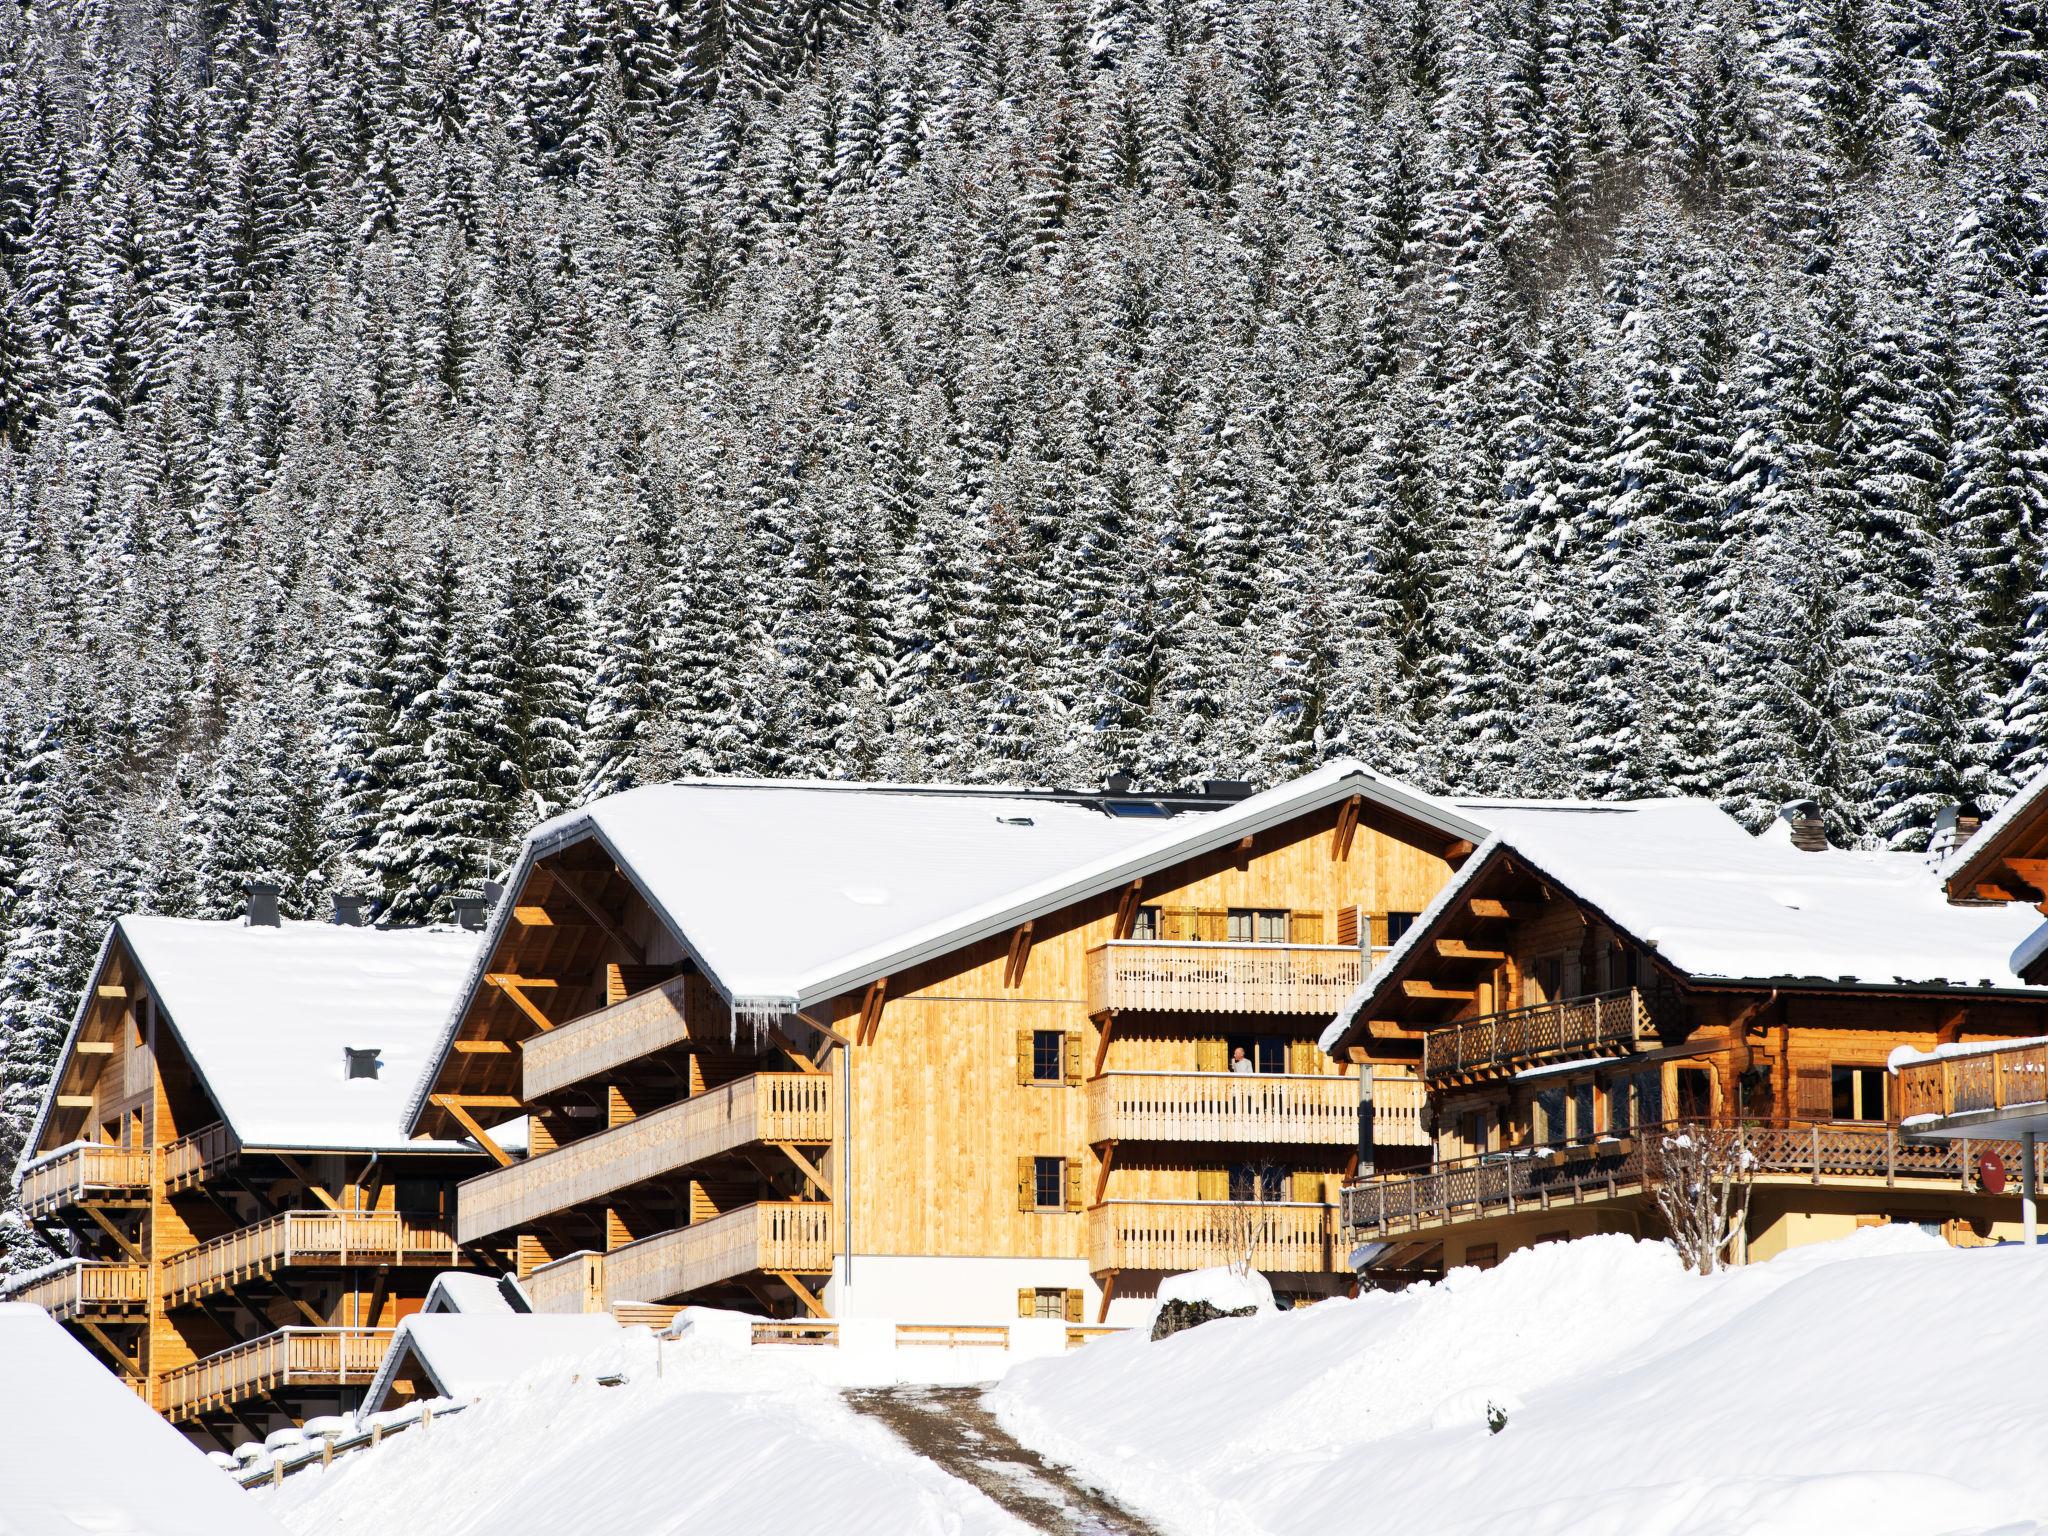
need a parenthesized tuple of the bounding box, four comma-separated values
(1942, 764, 2048, 898)
(408, 761, 1483, 1133)
(363, 1313, 625, 1413)
(1325, 798, 2048, 1054)
(21, 916, 482, 1170)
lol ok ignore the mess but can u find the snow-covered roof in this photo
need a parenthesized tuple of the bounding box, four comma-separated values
(363, 1313, 624, 1412)
(411, 761, 1480, 1131)
(423, 1271, 522, 1315)
(1326, 797, 2048, 1050)
(0, 1303, 288, 1536)
(23, 917, 482, 1166)
(1940, 763, 2048, 886)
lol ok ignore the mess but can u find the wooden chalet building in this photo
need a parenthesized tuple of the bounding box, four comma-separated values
(405, 762, 1481, 1327)
(5, 906, 499, 1445)
(1326, 798, 2048, 1281)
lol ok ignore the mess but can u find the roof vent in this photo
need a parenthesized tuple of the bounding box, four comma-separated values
(332, 894, 368, 928)
(1777, 799, 1828, 853)
(1930, 800, 1984, 860)
(1105, 770, 1137, 795)
(343, 1047, 382, 1081)
(452, 896, 491, 932)
(244, 882, 281, 928)
(1202, 779, 1254, 801)
(997, 814, 1036, 827)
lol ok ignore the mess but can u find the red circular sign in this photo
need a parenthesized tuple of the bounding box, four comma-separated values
(1979, 1150, 2008, 1195)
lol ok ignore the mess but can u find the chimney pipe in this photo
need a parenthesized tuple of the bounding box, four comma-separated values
(1931, 800, 1984, 859)
(1777, 799, 1828, 853)
(1105, 770, 1137, 795)
(452, 896, 490, 933)
(332, 894, 367, 928)
(244, 882, 281, 927)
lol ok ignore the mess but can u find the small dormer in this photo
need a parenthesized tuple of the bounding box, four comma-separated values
(343, 1047, 383, 1081)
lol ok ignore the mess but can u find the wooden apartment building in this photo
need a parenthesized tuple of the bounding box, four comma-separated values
(1327, 797, 2048, 1281)
(405, 762, 1486, 1326)
(5, 906, 498, 1446)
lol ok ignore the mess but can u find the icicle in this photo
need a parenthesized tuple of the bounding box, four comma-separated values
(731, 998, 790, 1053)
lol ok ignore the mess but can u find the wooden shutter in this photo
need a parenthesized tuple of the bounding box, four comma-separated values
(1017, 1288, 1034, 1318)
(1016, 1030, 1034, 1086)
(1290, 910, 1325, 944)
(1017, 1157, 1036, 1211)
(1368, 913, 1391, 948)
(1195, 909, 1228, 941)
(1160, 907, 1196, 941)
(1287, 1039, 1322, 1074)
(1065, 1158, 1084, 1211)
(1064, 1289, 1084, 1323)
(1196, 1037, 1227, 1073)
(1064, 1031, 1082, 1083)
(1196, 1166, 1228, 1200)
(1336, 906, 1361, 947)
(1293, 1170, 1323, 1203)
(1795, 1066, 1833, 1122)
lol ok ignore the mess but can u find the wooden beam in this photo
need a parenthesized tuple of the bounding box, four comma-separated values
(486, 974, 558, 1033)
(772, 1142, 835, 1202)
(1004, 922, 1035, 990)
(80, 1205, 143, 1263)
(541, 864, 645, 964)
(767, 1027, 822, 1075)
(1092, 1142, 1116, 1206)
(1468, 898, 1540, 921)
(1113, 879, 1145, 941)
(275, 1154, 342, 1213)
(1095, 1270, 1118, 1325)
(285, 1293, 326, 1327)
(431, 1095, 518, 1166)
(1435, 939, 1506, 963)
(96, 985, 127, 1001)
(1401, 981, 1476, 1002)
(452, 1039, 515, 1055)
(77, 1320, 142, 1378)
(56, 1094, 93, 1109)
(74, 1041, 114, 1056)
(770, 1270, 828, 1318)
(1442, 838, 1477, 863)
(856, 980, 888, 1048)
(512, 904, 556, 927)
(1091, 1014, 1115, 1078)
(1331, 795, 1362, 861)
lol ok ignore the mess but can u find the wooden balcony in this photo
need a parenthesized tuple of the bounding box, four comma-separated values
(1343, 1120, 2048, 1238)
(1896, 1041, 2048, 1137)
(524, 1250, 606, 1314)
(0, 1259, 148, 1321)
(457, 1072, 833, 1243)
(1086, 1199, 1336, 1274)
(160, 1328, 391, 1423)
(1085, 942, 1365, 1016)
(523, 975, 698, 1101)
(1086, 1072, 1359, 1145)
(17, 1142, 151, 1220)
(162, 1121, 240, 1193)
(1420, 988, 1657, 1083)
(161, 1211, 460, 1306)
(598, 1201, 835, 1305)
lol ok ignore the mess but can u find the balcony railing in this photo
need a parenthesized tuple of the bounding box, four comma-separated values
(1343, 1120, 2048, 1237)
(1896, 1041, 2048, 1125)
(1421, 988, 1657, 1081)
(457, 1072, 833, 1243)
(1086, 1072, 1360, 1145)
(524, 1250, 606, 1314)
(0, 1259, 148, 1321)
(17, 1142, 151, 1219)
(161, 1211, 460, 1306)
(160, 1328, 391, 1423)
(162, 1122, 240, 1192)
(599, 1201, 835, 1305)
(523, 975, 698, 1101)
(1086, 1199, 1335, 1274)
(1085, 942, 1365, 1016)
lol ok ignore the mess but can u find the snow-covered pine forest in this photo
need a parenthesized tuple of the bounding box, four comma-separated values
(0, 0, 2043, 1268)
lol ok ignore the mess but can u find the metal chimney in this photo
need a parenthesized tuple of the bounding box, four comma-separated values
(1776, 799, 1828, 853)
(245, 882, 281, 927)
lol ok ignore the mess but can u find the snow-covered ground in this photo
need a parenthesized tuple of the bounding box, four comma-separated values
(258, 1326, 1030, 1536)
(994, 1228, 2048, 1536)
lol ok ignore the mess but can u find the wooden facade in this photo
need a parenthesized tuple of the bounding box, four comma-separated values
(3, 927, 496, 1446)
(413, 777, 1470, 1324)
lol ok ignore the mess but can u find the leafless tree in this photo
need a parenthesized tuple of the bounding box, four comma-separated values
(1216, 1159, 1288, 1277)
(1650, 1123, 1756, 1275)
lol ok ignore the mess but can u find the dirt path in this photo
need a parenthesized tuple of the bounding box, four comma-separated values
(844, 1387, 1163, 1536)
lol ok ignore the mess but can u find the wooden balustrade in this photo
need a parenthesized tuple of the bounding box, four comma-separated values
(161, 1211, 459, 1305)
(17, 1142, 151, 1219)
(1086, 1072, 1360, 1144)
(1421, 988, 1658, 1081)
(0, 1259, 148, 1321)
(1370, 1072, 1429, 1147)
(1086, 1199, 1334, 1273)
(523, 975, 698, 1101)
(599, 1202, 834, 1305)
(1344, 1119, 2048, 1237)
(457, 1072, 833, 1243)
(1895, 1042, 2048, 1124)
(524, 1251, 607, 1314)
(160, 1329, 392, 1422)
(1085, 942, 1365, 1016)
(161, 1121, 240, 1192)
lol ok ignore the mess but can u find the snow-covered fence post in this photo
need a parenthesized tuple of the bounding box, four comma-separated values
(1649, 1123, 1756, 1275)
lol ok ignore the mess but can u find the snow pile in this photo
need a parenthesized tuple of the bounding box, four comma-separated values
(993, 1230, 2048, 1536)
(260, 1325, 1029, 1536)
(1155, 1266, 1276, 1316)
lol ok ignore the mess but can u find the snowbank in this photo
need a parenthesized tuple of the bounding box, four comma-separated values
(991, 1230, 2048, 1536)
(1155, 1266, 1276, 1316)
(260, 1325, 1029, 1536)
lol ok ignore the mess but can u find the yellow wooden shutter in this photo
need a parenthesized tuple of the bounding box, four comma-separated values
(1064, 1289, 1084, 1323)
(1290, 910, 1324, 944)
(1064, 1031, 1082, 1083)
(1017, 1288, 1034, 1318)
(1369, 913, 1390, 948)
(1016, 1030, 1034, 1085)
(1287, 1039, 1321, 1075)
(1196, 1166, 1228, 1200)
(1161, 907, 1195, 940)
(1017, 1157, 1036, 1211)
(1195, 909, 1227, 941)
(1293, 1170, 1323, 1203)
(1336, 906, 1361, 947)
(1066, 1157, 1084, 1211)
(1196, 1037, 1227, 1073)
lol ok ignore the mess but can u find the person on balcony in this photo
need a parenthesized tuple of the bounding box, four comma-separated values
(1230, 1047, 1256, 1074)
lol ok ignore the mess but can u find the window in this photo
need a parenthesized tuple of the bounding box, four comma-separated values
(1226, 1035, 1287, 1073)
(1458, 1109, 1489, 1155)
(1034, 1156, 1066, 1211)
(394, 1180, 443, 1215)
(1543, 957, 1563, 1001)
(1129, 905, 1160, 940)
(1674, 1066, 1713, 1121)
(1635, 1070, 1663, 1125)
(1026, 1287, 1068, 1320)
(1229, 1163, 1289, 1202)
(1031, 1030, 1064, 1083)
(1831, 1065, 1887, 1122)
(1607, 1079, 1632, 1135)
(1534, 1087, 1567, 1145)
(1227, 908, 1289, 943)
(1386, 912, 1418, 944)
(343, 1047, 382, 1081)
(1570, 1081, 1595, 1140)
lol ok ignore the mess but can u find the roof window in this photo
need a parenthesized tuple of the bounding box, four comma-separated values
(344, 1047, 382, 1081)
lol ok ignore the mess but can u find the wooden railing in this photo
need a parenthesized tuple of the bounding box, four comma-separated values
(457, 1072, 832, 1243)
(161, 1211, 459, 1304)
(600, 1201, 834, 1305)
(524, 1250, 606, 1314)
(1421, 988, 1657, 1081)
(1085, 942, 1365, 1016)
(1086, 1072, 1359, 1144)
(160, 1328, 391, 1422)
(523, 975, 697, 1101)
(0, 1259, 148, 1320)
(1344, 1120, 2048, 1236)
(17, 1142, 151, 1218)
(1370, 1072, 1429, 1147)
(1087, 1199, 1335, 1273)
(162, 1121, 240, 1192)
(1895, 1042, 2048, 1123)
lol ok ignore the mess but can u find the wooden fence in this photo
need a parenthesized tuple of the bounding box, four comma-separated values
(1421, 988, 1656, 1081)
(1085, 942, 1365, 1016)
(1895, 1042, 2048, 1123)
(0, 1259, 147, 1320)
(160, 1328, 391, 1422)
(18, 1143, 151, 1218)
(1086, 1071, 1360, 1144)
(160, 1211, 458, 1303)
(162, 1121, 240, 1192)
